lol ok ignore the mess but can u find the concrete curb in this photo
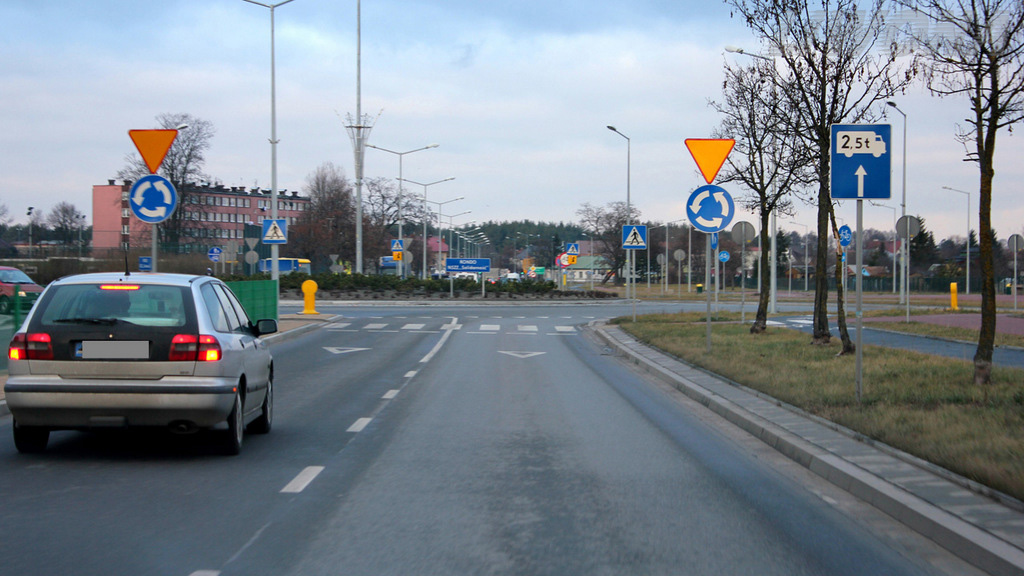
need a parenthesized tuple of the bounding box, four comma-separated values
(592, 322, 1024, 576)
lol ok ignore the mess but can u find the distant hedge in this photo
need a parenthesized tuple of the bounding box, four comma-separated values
(218, 272, 560, 295)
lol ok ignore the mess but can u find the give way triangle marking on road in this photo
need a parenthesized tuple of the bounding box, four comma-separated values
(324, 347, 371, 355)
(498, 351, 547, 359)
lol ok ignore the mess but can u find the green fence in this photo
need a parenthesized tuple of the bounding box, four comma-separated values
(226, 279, 279, 323)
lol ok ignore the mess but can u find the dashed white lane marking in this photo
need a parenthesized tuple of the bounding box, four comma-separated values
(189, 571, 220, 576)
(480, 324, 501, 331)
(365, 323, 388, 330)
(517, 325, 538, 332)
(382, 390, 399, 400)
(347, 418, 373, 433)
(554, 326, 576, 332)
(326, 323, 352, 330)
(281, 466, 326, 493)
(402, 323, 425, 330)
(404, 371, 418, 378)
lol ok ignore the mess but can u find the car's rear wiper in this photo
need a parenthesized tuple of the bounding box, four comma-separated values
(53, 317, 119, 325)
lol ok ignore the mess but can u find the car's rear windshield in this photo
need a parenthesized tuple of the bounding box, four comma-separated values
(36, 284, 191, 328)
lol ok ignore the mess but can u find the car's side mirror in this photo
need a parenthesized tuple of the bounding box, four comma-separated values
(254, 319, 278, 336)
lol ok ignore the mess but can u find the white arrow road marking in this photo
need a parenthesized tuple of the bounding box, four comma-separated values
(323, 347, 371, 354)
(856, 165, 867, 198)
(498, 351, 547, 359)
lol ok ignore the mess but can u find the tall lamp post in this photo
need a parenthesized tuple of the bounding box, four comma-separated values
(367, 143, 439, 277)
(606, 125, 633, 312)
(943, 186, 972, 295)
(887, 101, 908, 303)
(242, 0, 296, 282)
(401, 177, 456, 278)
(26, 207, 34, 259)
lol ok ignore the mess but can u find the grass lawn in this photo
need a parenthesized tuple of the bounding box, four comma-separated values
(614, 312, 1024, 503)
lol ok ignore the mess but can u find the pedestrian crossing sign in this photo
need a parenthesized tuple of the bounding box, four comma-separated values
(262, 219, 287, 244)
(391, 239, 404, 251)
(567, 243, 580, 255)
(622, 225, 647, 249)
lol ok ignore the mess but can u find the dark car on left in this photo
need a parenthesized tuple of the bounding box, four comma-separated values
(5, 272, 278, 455)
(0, 266, 43, 314)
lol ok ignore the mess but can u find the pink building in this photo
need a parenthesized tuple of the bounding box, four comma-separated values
(92, 180, 310, 255)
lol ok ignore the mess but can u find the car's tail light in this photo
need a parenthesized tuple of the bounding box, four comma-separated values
(169, 334, 221, 361)
(8, 333, 53, 361)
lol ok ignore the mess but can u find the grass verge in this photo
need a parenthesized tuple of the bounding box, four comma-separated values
(614, 314, 1024, 503)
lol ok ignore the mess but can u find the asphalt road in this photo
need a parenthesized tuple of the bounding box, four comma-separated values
(0, 302, 982, 575)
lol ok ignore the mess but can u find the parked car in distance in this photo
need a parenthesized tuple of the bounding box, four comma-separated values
(5, 272, 278, 455)
(0, 266, 44, 314)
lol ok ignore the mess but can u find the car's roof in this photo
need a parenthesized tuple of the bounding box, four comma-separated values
(50, 272, 210, 288)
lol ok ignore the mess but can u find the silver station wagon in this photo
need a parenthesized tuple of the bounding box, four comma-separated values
(5, 272, 277, 455)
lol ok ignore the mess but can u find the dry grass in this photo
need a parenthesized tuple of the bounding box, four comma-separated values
(616, 317, 1024, 502)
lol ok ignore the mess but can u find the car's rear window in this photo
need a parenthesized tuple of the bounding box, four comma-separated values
(36, 284, 191, 328)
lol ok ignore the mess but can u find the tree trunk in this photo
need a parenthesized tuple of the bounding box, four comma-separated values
(812, 151, 832, 344)
(974, 150, 996, 386)
(830, 211, 855, 354)
(751, 209, 772, 334)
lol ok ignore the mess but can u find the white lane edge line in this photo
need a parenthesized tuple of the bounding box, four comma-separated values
(419, 317, 458, 363)
(347, 417, 373, 433)
(281, 466, 326, 494)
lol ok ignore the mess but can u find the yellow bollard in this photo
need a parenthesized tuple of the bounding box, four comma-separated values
(301, 279, 319, 315)
(950, 282, 958, 311)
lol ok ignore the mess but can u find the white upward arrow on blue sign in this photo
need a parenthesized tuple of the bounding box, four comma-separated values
(830, 124, 891, 200)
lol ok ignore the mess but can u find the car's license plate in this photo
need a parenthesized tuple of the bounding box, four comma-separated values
(78, 341, 150, 360)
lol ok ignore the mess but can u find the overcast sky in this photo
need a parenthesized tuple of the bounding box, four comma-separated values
(2, 0, 1022, 244)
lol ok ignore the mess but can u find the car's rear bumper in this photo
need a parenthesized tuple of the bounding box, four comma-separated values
(4, 376, 237, 429)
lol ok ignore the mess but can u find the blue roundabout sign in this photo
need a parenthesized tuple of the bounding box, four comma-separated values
(686, 184, 735, 233)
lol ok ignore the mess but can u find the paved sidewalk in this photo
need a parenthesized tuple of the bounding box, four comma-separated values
(595, 322, 1024, 576)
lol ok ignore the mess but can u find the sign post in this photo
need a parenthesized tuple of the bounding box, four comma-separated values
(622, 225, 647, 321)
(128, 129, 180, 273)
(831, 124, 892, 402)
(686, 182, 736, 352)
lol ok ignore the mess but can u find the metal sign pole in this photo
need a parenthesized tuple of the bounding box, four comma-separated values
(856, 199, 864, 403)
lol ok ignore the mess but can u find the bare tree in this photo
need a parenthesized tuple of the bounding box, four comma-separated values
(726, 0, 918, 350)
(576, 201, 640, 285)
(118, 113, 215, 247)
(46, 202, 85, 247)
(711, 58, 811, 333)
(291, 162, 355, 272)
(897, 0, 1024, 385)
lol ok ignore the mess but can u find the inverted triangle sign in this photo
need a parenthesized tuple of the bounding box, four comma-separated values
(685, 138, 735, 184)
(129, 129, 179, 174)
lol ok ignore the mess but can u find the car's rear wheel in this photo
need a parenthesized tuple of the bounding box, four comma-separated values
(13, 420, 49, 453)
(248, 376, 273, 434)
(222, 392, 244, 456)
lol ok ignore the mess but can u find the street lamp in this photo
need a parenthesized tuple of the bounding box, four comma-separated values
(242, 0, 297, 282)
(724, 45, 773, 61)
(401, 177, 456, 279)
(367, 143, 439, 277)
(868, 202, 897, 294)
(943, 186, 972, 295)
(607, 125, 634, 316)
(887, 101, 908, 303)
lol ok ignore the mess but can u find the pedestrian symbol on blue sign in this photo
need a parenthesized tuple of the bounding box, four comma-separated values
(566, 243, 580, 255)
(262, 219, 287, 244)
(686, 184, 734, 233)
(622, 226, 647, 249)
(391, 239, 404, 251)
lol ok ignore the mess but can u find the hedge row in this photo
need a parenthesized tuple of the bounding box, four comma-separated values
(218, 272, 560, 294)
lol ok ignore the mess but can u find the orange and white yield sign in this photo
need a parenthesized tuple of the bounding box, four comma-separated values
(684, 138, 735, 184)
(128, 129, 179, 174)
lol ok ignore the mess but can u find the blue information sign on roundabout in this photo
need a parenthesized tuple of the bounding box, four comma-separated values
(129, 174, 177, 224)
(686, 184, 735, 233)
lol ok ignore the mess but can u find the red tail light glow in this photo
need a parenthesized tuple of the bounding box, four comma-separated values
(170, 334, 221, 361)
(100, 284, 140, 291)
(8, 333, 53, 361)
